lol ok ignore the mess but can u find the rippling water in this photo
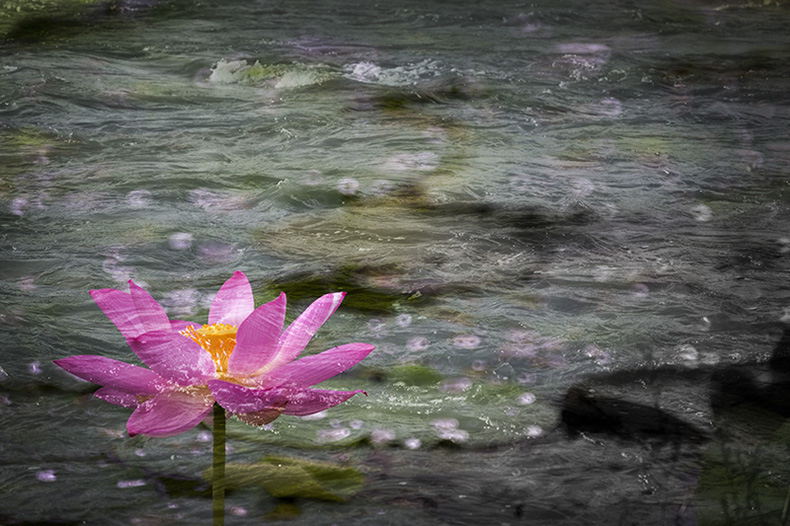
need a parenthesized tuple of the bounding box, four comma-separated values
(2, 0, 790, 524)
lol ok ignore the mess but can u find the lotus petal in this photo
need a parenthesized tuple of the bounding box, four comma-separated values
(227, 292, 286, 377)
(94, 387, 139, 408)
(129, 331, 216, 386)
(259, 342, 374, 388)
(127, 390, 214, 437)
(209, 271, 254, 326)
(54, 355, 166, 395)
(267, 292, 346, 368)
(283, 388, 366, 416)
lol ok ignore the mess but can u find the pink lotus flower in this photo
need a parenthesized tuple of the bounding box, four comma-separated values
(54, 271, 374, 437)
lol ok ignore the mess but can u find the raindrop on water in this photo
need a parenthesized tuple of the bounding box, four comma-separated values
(337, 178, 360, 196)
(453, 334, 481, 349)
(168, 232, 193, 250)
(36, 469, 56, 482)
(404, 437, 422, 449)
(407, 336, 430, 352)
(518, 392, 537, 405)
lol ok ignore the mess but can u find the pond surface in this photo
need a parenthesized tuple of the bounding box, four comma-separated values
(2, 0, 790, 524)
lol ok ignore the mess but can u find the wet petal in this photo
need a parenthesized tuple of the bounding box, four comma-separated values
(258, 343, 374, 388)
(209, 380, 288, 414)
(129, 331, 216, 386)
(129, 280, 171, 333)
(127, 390, 214, 437)
(227, 293, 286, 377)
(268, 292, 346, 368)
(94, 387, 139, 408)
(209, 271, 254, 326)
(54, 355, 166, 395)
(282, 388, 366, 416)
(90, 288, 147, 342)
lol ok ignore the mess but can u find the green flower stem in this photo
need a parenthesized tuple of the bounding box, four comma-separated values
(212, 403, 226, 526)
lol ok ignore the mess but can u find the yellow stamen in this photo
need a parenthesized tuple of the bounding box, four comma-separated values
(181, 323, 238, 374)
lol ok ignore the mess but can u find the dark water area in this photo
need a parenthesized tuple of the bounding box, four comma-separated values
(1, 0, 790, 524)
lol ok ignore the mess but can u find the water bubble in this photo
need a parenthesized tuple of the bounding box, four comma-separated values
(518, 392, 537, 405)
(134, 449, 146, 457)
(570, 178, 596, 197)
(349, 419, 364, 430)
(404, 437, 422, 449)
(347, 61, 382, 83)
(168, 232, 193, 251)
(632, 283, 650, 297)
(583, 344, 612, 365)
(407, 336, 430, 352)
(440, 377, 473, 393)
(337, 178, 360, 196)
(316, 427, 351, 443)
(126, 190, 152, 208)
(676, 344, 699, 362)
(229, 506, 248, 517)
(36, 469, 56, 482)
(453, 334, 481, 349)
(371, 428, 396, 445)
(395, 314, 413, 327)
(525, 425, 543, 438)
(437, 429, 469, 443)
(330, 419, 344, 428)
(430, 418, 459, 431)
(196, 430, 212, 442)
(117, 479, 147, 488)
(28, 361, 42, 375)
(196, 241, 238, 263)
(691, 204, 712, 222)
(10, 197, 28, 216)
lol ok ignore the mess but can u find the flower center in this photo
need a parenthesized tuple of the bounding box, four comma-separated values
(181, 323, 237, 374)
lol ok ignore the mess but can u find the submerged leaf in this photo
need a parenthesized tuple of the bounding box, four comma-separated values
(204, 456, 365, 501)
